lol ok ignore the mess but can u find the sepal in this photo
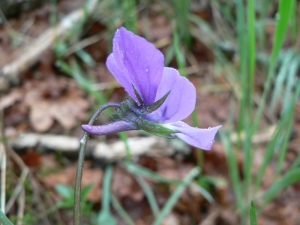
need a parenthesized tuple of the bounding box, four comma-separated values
(139, 91, 170, 114)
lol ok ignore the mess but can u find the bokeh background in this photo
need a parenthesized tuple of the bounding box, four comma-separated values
(0, 0, 300, 224)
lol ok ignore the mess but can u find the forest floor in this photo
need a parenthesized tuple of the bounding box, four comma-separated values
(1, 0, 300, 224)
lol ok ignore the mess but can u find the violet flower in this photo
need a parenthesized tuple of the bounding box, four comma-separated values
(82, 27, 221, 150)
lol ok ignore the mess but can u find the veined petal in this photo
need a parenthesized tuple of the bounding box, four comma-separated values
(169, 121, 221, 150)
(106, 27, 164, 105)
(82, 121, 137, 135)
(147, 68, 196, 123)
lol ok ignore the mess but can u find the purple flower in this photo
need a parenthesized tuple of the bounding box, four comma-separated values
(82, 27, 221, 150)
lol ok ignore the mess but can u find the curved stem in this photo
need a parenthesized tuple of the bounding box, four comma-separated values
(73, 102, 120, 225)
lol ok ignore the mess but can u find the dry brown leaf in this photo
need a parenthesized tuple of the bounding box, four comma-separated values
(0, 88, 22, 110)
(42, 162, 103, 203)
(24, 76, 89, 132)
(30, 101, 54, 131)
(112, 166, 144, 202)
(20, 150, 42, 167)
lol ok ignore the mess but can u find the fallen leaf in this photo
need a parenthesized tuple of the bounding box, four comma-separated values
(24, 76, 89, 132)
(20, 150, 42, 167)
(112, 166, 144, 202)
(0, 88, 22, 110)
(42, 162, 103, 202)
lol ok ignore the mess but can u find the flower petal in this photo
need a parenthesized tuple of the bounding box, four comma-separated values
(82, 121, 137, 135)
(169, 121, 221, 150)
(147, 68, 196, 123)
(106, 27, 164, 105)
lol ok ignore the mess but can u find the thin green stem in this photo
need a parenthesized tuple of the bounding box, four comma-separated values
(73, 102, 120, 225)
(111, 194, 135, 225)
(136, 175, 160, 217)
(192, 111, 203, 167)
(102, 165, 113, 211)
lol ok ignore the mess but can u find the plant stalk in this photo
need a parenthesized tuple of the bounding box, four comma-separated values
(73, 102, 120, 225)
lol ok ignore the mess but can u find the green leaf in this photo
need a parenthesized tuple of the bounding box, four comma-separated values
(76, 49, 96, 67)
(56, 184, 73, 199)
(82, 183, 94, 201)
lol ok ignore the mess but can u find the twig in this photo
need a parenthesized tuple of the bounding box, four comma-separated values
(200, 207, 221, 225)
(0, 143, 6, 211)
(10, 133, 173, 161)
(0, 109, 6, 212)
(0, 0, 99, 90)
(16, 188, 25, 225)
(74, 102, 120, 225)
(111, 194, 135, 225)
(28, 172, 54, 225)
(4, 148, 29, 213)
(65, 32, 105, 56)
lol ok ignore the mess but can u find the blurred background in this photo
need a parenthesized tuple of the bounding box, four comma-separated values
(0, 0, 299, 224)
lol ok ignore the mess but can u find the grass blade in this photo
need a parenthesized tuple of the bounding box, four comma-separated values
(250, 201, 258, 225)
(275, 79, 300, 177)
(220, 131, 243, 210)
(123, 0, 137, 33)
(0, 210, 13, 225)
(171, 0, 191, 46)
(255, 79, 300, 190)
(258, 168, 300, 210)
(97, 165, 116, 225)
(126, 163, 181, 184)
(252, 0, 293, 134)
(152, 168, 200, 225)
(136, 175, 160, 217)
(270, 50, 296, 110)
(173, 27, 187, 76)
(111, 194, 135, 225)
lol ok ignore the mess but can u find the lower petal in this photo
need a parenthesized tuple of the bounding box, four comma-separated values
(82, 121, 137, 135)
(168, 121, 221, 150)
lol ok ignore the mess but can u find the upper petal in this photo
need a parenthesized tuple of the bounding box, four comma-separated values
(82, 121, 137, 135)
(169, 121, 221, 150)
(106, 27, 164, 105)
(147, 68, 196, 123)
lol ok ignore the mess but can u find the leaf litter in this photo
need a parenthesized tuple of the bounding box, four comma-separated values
(1, 0, 300, 224)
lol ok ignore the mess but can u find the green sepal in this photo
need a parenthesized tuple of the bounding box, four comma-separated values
(110, 98, 138, 122)
(135, 117, 178, 135)
(132, 84, 144, 105)
(109, 94, 179, 138)
(140, 91, 171, 114)
(146, 132, 175, 139)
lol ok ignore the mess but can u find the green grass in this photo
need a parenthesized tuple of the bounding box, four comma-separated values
(52, 0, 300, 223)
(183, 0, 299, 223)
(250, 201, 258, 225)
(152, 167, 200, 225)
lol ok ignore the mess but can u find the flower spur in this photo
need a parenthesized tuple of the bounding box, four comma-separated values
(82, 27, 221, 150)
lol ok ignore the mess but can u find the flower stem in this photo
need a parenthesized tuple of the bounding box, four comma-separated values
(73, 102, 120, 225)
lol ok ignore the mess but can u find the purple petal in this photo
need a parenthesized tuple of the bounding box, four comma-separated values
(106, 27, 164, 105)
(169, 121, 221, 150)
(147, 68, 196, 123)
(82, 121, 137, 135)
